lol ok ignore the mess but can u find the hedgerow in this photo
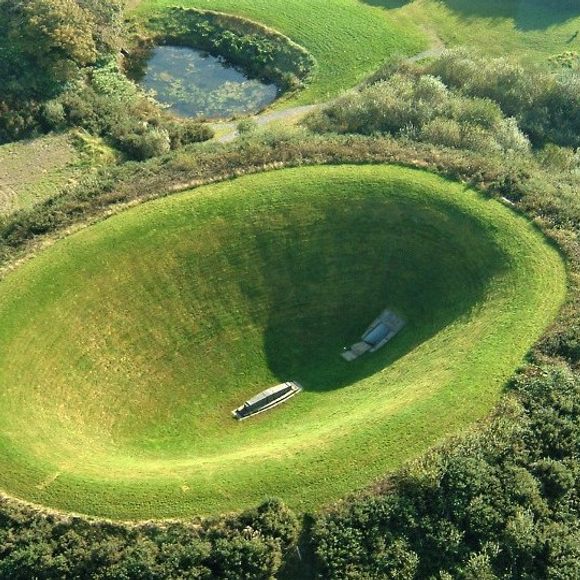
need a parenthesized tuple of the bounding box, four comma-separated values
(0, 497, 298, 579)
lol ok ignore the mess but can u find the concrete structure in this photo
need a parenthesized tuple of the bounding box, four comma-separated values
(232, 381, 302, 420)
(342, 309, 405, 361)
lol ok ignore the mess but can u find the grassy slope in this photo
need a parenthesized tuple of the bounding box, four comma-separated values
(132, 0, 580, 105)
(0, 165, 566, 519)
(389, 0, 580, 65)
(131, 0, 427, 104)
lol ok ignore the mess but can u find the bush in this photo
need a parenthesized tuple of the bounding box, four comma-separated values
(41, 100, 67, 130)
(0, 5, 213, 155)
(306, 73, 531, 155)
(237, 118, 258, 135)
(423, 49, 580, 148)
(118, 127, 172, 161)
(166, 119, 214, 149)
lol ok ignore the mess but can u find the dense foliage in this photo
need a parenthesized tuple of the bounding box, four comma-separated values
(422, 50, 580, 149)
(308, 49, 580, 150)
(0, 0, 211, 157)
(0, 0, 121, 99)
(312, 367, 580, 578)
(0, 498, 298, 579)
(306, 73, 530, 156)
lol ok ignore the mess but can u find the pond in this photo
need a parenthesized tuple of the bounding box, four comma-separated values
(137, 45, 280, 119)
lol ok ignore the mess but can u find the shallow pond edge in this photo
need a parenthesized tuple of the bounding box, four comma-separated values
(128, 7, 317, 118)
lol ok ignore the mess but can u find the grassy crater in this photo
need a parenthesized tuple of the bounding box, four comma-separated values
(0, 165, 566, 519)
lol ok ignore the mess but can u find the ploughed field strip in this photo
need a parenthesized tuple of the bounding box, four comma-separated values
(0, 165, 566, 519)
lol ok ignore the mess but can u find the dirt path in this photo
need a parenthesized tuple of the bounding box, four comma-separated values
(211, 45, 445, 144)
(212, 105, 320, 144)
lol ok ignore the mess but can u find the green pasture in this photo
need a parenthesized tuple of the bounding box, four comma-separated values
(131, 0, 580, 105)
(0, 165, 566, 519)
(131, 0, 427, 104)
(395, 0, 580, 64)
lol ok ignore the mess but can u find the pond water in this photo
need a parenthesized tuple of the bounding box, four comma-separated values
(138, 45, 280, 119)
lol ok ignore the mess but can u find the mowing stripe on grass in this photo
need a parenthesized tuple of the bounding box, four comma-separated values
(0, 165, 566, 518)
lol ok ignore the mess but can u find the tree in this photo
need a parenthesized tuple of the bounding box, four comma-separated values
(0, 0, 121, 99)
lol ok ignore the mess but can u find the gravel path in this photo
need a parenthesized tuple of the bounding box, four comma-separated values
(212, 45, 446, 144)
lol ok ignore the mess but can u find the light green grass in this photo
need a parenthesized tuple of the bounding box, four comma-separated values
(131, 0, 427, 104)
(388, 0, 580, 65)
(132, 0, 580, 106)
(0, 165, 566, 519)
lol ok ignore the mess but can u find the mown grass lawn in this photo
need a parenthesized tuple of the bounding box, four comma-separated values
(392, 0, 580, 65)
(131, 0, 427, 104)
(0, 165, 566, 519)
(132, 0, 580, 105)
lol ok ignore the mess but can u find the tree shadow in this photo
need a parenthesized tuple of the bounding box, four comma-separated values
(241, 195, 509, 393)
(359, 0, 580, 32)
(445, 0, 579, 32)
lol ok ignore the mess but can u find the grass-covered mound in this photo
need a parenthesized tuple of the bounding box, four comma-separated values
(0, 165, 566, 519)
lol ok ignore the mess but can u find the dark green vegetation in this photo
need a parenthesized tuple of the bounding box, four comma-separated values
(0, 497, 299, 579)
(0, 165, 563, 518)
(313, 367, 580, 579)
(0, 0, 211, 158)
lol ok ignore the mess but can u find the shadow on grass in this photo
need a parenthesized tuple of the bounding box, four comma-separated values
(361, 0, 580, 31)
(248, 195, 509, 393)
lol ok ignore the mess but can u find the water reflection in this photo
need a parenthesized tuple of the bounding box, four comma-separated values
(138, 45, 279, 119)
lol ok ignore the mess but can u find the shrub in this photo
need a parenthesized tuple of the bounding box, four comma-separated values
(0, 498, 297, 579)
(118, 127, 171, 161)
(41, 100, 67, 130)
(424, 49, 580, 148)
(237, 118, 258, 135)
(306, 73, 531, 155)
